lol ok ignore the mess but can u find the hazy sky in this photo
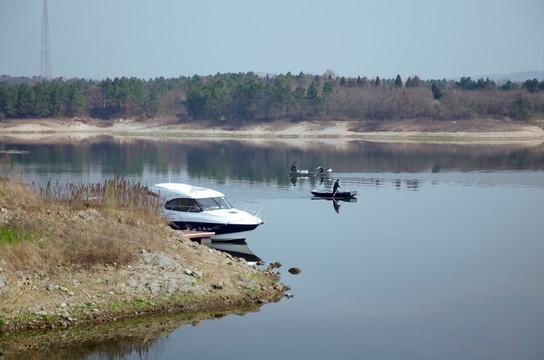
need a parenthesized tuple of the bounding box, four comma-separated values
(1, 0, 543, 80)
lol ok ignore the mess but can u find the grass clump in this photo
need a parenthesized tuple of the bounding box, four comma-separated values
(0, 225, 41, 246)
(0, 176, 169, 273)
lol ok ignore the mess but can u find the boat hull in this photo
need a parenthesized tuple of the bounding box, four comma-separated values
(170, 221, 259, 242)
(311, 190, 357, 199)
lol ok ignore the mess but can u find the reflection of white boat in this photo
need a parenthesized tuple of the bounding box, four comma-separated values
(149, 183, 264, 242)
(208, 241, 262, 263)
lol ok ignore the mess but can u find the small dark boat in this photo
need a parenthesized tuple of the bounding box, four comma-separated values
(311, 190, 357, 199)
(289, 168, 333, 177)
(289, 169, 311, 177)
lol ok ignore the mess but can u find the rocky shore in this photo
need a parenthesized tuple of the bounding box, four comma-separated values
(0, 231, 285, 332)
(0, 227, 287, 356)
(0, 180, 288, 358)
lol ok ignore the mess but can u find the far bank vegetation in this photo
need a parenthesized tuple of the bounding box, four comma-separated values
(1, 72, 543, 125)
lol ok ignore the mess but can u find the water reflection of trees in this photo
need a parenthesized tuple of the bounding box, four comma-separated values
(3, 138, 544, 184)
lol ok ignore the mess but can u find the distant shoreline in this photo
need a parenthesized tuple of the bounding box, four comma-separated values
(1, 117, 543, 144)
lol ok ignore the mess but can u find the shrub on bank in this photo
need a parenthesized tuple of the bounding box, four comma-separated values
(0, 176, 168, 271)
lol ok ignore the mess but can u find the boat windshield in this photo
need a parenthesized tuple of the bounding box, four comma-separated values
(196, 197, 233, 211)
(164, 198, 202, 212)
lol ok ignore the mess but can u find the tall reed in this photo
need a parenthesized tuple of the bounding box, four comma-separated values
(37, 176, 163, 213)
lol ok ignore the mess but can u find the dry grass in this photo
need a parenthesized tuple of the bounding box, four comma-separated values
(0, 175, 170, 273)
(37, 175, 162, 212)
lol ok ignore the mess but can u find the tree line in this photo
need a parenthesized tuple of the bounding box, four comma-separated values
(1, 72, 543, 123)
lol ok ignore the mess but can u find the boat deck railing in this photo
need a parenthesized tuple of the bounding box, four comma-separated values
(244, 205, 266, 220)
(165, 204, 266, 221)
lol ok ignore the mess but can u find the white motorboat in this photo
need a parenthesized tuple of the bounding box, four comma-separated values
(149, 183, 264, 242)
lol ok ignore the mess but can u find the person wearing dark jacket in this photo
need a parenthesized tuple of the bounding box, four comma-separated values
(332, 179, 340, 194)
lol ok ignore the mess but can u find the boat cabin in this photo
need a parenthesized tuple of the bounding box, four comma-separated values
(150, 183, 233, 213)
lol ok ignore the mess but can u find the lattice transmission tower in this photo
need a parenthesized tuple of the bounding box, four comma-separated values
(41, 0, 52, 79)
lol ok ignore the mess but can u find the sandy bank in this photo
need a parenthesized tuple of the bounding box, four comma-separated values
(1, 117, 543, 144)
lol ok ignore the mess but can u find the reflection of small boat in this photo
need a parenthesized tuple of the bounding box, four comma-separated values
(208, 241, 262, 263)
(311, 195, 357, 213)
(311, 190, 357, 199)
(311, 196, 358, 203)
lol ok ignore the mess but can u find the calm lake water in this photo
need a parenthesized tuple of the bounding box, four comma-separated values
(2, 138, 544, 360)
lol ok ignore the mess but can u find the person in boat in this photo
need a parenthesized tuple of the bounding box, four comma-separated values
(291, 162, 298, 172)
(315, 165, 325, 173)
(333, 179, 340, 194)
